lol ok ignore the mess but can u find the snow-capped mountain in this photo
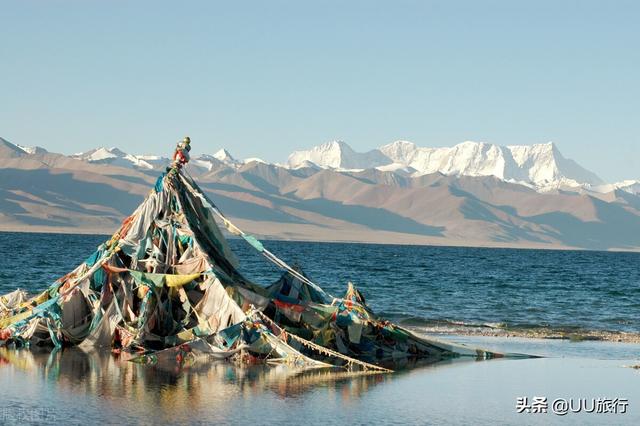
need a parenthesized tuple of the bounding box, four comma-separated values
(590, 180, 640, 195)
(289, 140, 604, 191)
(191, 149, 267, 170)
(0, 137, 48, 156)
(3, 135, 640, 250)
(212, 148, 238, 165)
(71, 147, 162, 170)
(190, 154, 221, 171)
(3, 136, 633, 195)
(288, 141, 389, 170)
(71, 146, 267, 172)
(16, 144, 48, 155)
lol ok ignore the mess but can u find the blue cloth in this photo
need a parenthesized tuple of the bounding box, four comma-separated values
(91, 268, 106, 291)
(84, 249, 103, 267)
(218, 323, 243, 347)
(154, 173, 166, 193)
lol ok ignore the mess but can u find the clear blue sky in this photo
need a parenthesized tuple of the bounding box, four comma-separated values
(2, 0, 638, 181)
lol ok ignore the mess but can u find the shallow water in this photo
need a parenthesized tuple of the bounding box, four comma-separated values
(1, 232, 639, 424)
(0, 339, 638, 425)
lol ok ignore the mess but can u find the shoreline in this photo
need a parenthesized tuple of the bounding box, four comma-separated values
(416, 326, 640, 344)
(2, 227, 640, 254)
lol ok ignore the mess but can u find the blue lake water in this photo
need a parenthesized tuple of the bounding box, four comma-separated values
(1, 232, 639, 425)
(2, 232, 639, 335)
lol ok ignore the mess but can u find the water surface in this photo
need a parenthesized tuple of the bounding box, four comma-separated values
(0, 232, 639, 424)
(2, 232, 639, 335)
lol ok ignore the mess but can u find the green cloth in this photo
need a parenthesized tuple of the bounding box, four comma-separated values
(242, 235, 264, 252)
(129, 271, 200, 289)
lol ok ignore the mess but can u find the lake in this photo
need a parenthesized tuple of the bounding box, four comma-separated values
(0, 232, 638, 424)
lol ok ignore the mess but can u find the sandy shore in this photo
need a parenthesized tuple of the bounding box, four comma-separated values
(0, 224, 625, 252)
(412, 325, 640, 344)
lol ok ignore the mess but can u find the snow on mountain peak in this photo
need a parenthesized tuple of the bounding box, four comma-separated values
(72, 145, 243, 172)
(213, 148, 237, 164)
(0, 137, 29, 157)
(507, 141, 602, 187)
(379, 140, 418, 164)
(287, 139, 603, 190)
(90, 147, 117, 161)
(0, 137, 48, 156)
(6, 135, 608, 193)
(288, 140, 349, 169)
(243, 157, 267, 164)
(16, 144, 48, 155)
(288, 140, 389, 170)
(72, 147, 155, 169)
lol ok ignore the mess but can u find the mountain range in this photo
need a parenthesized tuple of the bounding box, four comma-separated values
(1, 136, 639, 251)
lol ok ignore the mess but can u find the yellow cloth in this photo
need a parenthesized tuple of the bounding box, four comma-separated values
(0, 309, 34, 329)
(165, 273, 201, 288)
(0, 291, 50, 329)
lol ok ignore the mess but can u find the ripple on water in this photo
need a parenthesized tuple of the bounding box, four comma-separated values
(1, 232, 639, 335)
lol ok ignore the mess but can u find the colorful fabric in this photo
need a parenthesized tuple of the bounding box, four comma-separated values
(129, 271, 200, 289)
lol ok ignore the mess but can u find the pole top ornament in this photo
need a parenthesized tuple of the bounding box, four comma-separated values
(169, 136, 192, 173)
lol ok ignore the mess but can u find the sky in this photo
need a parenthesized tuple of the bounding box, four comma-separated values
(1, 0, 639, 181)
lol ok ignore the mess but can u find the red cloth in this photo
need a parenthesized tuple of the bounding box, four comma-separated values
(273, 299, 305, 313)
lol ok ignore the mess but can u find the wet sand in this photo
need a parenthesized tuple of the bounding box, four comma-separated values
(0, 334, 638, 425)
(411, 325, 640, 344)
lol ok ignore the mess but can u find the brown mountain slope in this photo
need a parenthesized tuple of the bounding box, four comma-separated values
(1, 153, 639, 250)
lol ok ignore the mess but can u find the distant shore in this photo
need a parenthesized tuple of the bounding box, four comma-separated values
(2, 225, 639, 253)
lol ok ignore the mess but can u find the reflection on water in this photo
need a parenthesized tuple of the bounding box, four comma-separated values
(4, 342, 636, 425)
(0, 347, 464, 399)
(0, 347, 481, 423)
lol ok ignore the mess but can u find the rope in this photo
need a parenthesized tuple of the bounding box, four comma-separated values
(254, 310, 392, 373)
